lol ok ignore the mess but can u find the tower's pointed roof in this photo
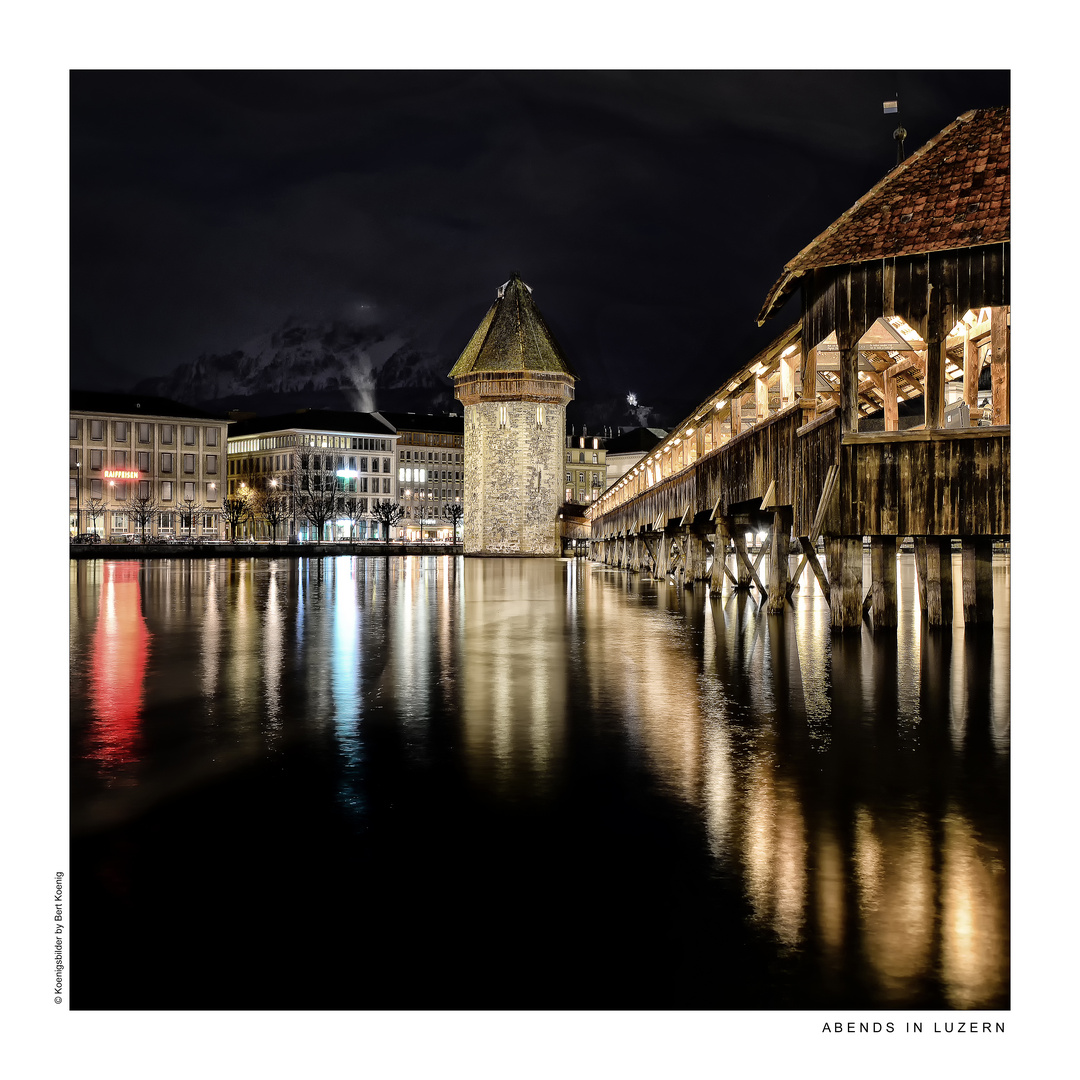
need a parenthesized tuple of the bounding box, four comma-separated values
(448, 274, 578, 380)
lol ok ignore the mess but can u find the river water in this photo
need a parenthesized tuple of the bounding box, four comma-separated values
(69, 553, 1009, 1010)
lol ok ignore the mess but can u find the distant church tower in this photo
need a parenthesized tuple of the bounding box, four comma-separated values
(448, 274, 577, 556)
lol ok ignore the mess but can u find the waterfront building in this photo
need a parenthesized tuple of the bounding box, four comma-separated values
(373, 411, 465, 541)
(69, 391, 231, 540)
(449, 274, 578, 556)
(563, 432, 609, 505)
(601, 426, 669, 489)
(226, 410, 398, 541)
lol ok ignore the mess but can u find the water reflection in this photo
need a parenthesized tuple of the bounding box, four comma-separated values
(85, 561, 150, 782)
(69, 552, 1009, 1009)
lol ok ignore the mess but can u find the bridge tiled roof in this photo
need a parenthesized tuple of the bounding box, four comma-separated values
(758, 106, 1010, 323)
(448, 274, 578, 380)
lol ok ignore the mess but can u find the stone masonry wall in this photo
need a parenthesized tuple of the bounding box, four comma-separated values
(463, 399, 566, 556)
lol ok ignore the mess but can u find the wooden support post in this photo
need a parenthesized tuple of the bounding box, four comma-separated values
(925, 537, 953, 627)
(884, 369, 899, 432)
(838, 336, 860, 434)
(755, 375, 768, 422)
(781, 348, 796, 409)
(732, 529, 753, 592)
(842, 538, 864, 631)
(870, 535, 898, 629)
(656, 534, 669, 579)
(991, 306, 1010, 426)
(710, 532, 724, 593)
(962, 537, 994, 624)
(802, 345, 818, 422)
(913, 537, 928, 613)
(826, 536, 863, 633)
(713, 519, 738, 592)
(730, 395, 742, 437)
(924, 336, 947, 430)
(797, 536, 830, 597)
(767, 508, 792, 613)
(685, 530, 706, 586)
(963, 324, 979, 417)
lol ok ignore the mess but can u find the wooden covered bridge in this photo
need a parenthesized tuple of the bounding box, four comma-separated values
(587, 107, 1010, 632)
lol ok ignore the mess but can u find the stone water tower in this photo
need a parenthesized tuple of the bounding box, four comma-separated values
(448, 274, 577, 556)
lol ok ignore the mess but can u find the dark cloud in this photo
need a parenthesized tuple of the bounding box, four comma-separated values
(70, 69, 1010, 423)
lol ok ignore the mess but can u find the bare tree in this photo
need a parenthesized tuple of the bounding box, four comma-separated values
(341, 495, 369, 541)
(297, 470, 341, 543)
(178, 496, 204, 541)
(126, 485, 159, 542)
(222, 488, 250, 541)
(442, 502, 464, 543)
(260, 485, 291, 543)
(85, 495, 107, 538)
(372, 499, 404, 543)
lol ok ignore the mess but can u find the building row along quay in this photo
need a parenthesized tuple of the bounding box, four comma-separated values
(70, 395, 465, 544)
(588, 106, 1010, 632)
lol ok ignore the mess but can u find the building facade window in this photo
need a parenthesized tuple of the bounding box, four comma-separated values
(499, 405, 508, 428)
(90, 450, 102, 470)
(161, 481, 173, 501)
(138, 481, 151, 500)
(137, 451, 151, 471)
(183, 454, 196, 474)
(206, 454, 217, 474)
(183, 482, 195, 501)
(206, 483, 218, 503)
(161, 425, 174, 444)
(161, 453, 173, 473)
(90, 420, 104, 441)
(70, 478, 77, 500)
(90, 479, 103, 498)
(206, 427, 218, 446)
(138, 423, 152, 443)
(112, 450, 128, 468)
(183, 425, 196, 445)
(70, 418, 79, 439)
(114, 421, 128, 442)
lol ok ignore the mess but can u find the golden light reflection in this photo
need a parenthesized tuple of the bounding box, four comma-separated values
(855, 808, 934, 999)
(460, 560, 567, 793)
(815, 829, 845, 957)
(941, 810, 1008, 1008)
(743, 773, 807, 947)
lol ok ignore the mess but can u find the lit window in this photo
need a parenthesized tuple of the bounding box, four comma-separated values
(536, 405, 544, 427)
(499, 405, 508, 428)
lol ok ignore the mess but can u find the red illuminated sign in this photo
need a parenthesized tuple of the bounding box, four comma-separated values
(103, 470, 141, 479)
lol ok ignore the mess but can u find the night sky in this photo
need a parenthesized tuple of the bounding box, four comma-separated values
(70, 69, 1010, 426)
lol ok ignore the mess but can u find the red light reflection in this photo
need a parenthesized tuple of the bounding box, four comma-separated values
(87, 562, 151, 770)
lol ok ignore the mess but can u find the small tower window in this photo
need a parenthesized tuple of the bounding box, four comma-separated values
(499, 405, 508, 428)
(536, 405, 544, 427)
